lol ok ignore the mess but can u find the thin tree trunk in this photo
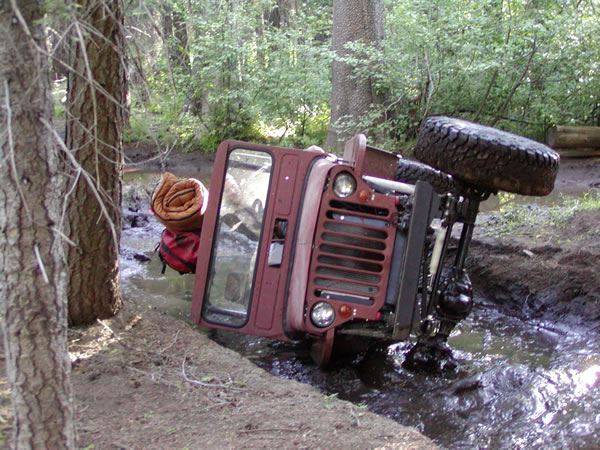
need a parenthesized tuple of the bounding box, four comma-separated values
(265, 0, 296, 28)
(491, 39, 537, 126)
(0, 1, 75, 448)
(186, 0, 210, 115)
(474, 69, 499, 122)
(162, 3, 190, 72)
(326, 0, 385, 151)
(475, 0, 510, 122)
(66, 0, 126, 325)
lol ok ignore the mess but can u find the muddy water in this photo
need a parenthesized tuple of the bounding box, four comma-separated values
(121, 175, 599, 448)
(209, 305, 600, 448)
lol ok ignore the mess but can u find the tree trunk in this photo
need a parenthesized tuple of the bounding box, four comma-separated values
(326, 0, 385, 151)
(66, 0, 126, 325)
(162, 3, 190, 72)
(553, 148, 600, 158)
(265, 0, 297, 28)
(0, 1, 75, 448)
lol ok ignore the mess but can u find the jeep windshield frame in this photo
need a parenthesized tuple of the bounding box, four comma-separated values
(201, 148, 274, 327)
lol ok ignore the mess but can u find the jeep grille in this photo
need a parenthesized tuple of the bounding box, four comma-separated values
(311, 199, 392, 307)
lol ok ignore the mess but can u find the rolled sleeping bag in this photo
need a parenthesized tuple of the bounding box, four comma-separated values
(151, 172, 208, 232)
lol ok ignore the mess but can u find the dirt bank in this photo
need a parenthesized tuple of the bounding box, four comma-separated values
(467, 208, 600, 328)
(72, 308, 434, 448)
(0, 304, 433, 449)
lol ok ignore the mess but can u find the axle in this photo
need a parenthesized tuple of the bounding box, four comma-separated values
(404, 192, 483, 372)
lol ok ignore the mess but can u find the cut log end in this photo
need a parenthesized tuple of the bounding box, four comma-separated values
(547, 126, 600, 150)
(555, 148, 600, 159)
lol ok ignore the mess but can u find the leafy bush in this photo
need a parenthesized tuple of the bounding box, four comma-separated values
(125, 0, 600, 152)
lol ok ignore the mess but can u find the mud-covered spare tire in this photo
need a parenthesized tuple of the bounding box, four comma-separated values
(414, 116, 560, 196)
(395, 159, 460, 194)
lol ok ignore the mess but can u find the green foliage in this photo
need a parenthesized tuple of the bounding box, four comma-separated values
(323, 392, 339, 408)
(51, 78, 66, 119)
(125, 0, 600, 152)
(127, 0, 331, 152)
(358, 0, 600, 144)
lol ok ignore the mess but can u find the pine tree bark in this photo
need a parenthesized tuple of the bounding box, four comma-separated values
(66, 0, 126, 325)
(326, 0, 385, 151)
(0, 1, 75, 448)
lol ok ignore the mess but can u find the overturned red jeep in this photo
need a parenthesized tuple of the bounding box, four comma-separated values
(189, 117, 559, 368)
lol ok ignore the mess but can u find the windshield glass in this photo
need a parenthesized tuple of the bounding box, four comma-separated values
(203, 149, 273, 326)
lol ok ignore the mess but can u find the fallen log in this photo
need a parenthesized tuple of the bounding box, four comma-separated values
(554, 148, 600, 159)
(547, 125, 600, 149)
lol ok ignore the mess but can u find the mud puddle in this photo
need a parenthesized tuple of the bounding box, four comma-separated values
(121, 170, 599, 448)
(121, 216, 599, 449)
(210, 304, 599, 448)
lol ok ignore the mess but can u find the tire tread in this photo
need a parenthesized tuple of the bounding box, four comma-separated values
(414, 116, 559, 196)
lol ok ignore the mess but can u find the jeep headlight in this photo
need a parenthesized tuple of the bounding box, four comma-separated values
(333, 172, 356, 198)
(310, 302, 336, 328)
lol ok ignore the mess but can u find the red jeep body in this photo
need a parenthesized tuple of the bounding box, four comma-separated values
(191, 135, 439, 363)
(188, 116, 560, 368)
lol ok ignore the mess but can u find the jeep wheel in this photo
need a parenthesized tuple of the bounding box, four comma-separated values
(414, 116, 560, 196)
(395, 159, 460, 194)
(309, 334, 372, 368)
(309, 335, 334, 368)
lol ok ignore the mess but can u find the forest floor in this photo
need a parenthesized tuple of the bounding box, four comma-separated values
(0, 307, 433, 449)
(74, 308, 433, 449)
(1, 144, 598, 448)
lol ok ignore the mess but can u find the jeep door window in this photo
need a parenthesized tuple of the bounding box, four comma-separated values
(203, 149, 273, 326)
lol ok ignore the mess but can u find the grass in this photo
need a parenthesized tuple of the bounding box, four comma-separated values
(480, 190, 600, 238)
(124, 89, 211, 151)
(124, 103, 331, 154)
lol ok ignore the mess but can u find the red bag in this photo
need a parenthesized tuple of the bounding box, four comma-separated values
(158, 229, 201, 274)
